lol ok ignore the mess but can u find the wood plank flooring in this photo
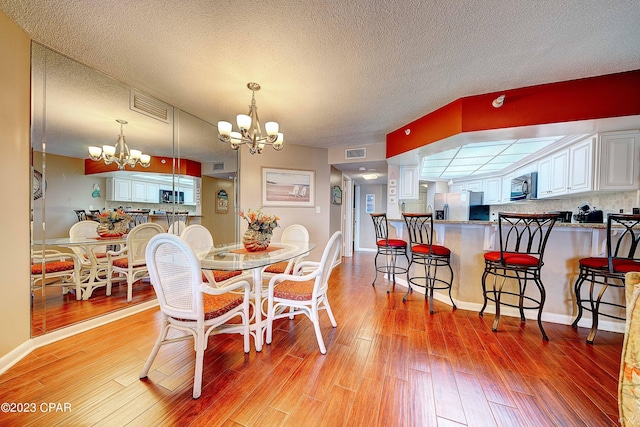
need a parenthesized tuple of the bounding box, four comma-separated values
(1, 252, 624, 426)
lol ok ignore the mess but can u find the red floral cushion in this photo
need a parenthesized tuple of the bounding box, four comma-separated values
(264, 261, 290, 274)
(274, 279, 315, 301)
(202, 293, 244, 320)
(377, 239, 407, 248)
(212, 270, 242, 283)
(412, 243, 451, 256)
(484, 251, 539, 266)
(31, 261, 75, 275)
(112, 258, 129, 268)
(579, 257, 640, 273)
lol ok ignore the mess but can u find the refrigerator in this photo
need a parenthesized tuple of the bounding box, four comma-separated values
(434, 191, 485, 221)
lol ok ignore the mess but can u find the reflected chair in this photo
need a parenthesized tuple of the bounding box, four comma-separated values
(127, 210, 150, 229)
(89, 209, 102, 219)
(140, 233, 250, 399)
(74, 209, 88, 221)
(480, 213, 559, 340)
(403, 213, 455, 313)
(166, 211, 189, 234)
(265, 231, 342, 354)
(572, 214, 640, 344)
(69, 220, 109, 299)
(370, 213, 409, 293)
(180, 224, 249, 287)
(31, 250, 81, 299)
(107, 222, 165, 302)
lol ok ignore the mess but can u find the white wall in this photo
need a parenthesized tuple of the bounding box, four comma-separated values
(238, 144, 332, 261)
(0, 10, 31, 358)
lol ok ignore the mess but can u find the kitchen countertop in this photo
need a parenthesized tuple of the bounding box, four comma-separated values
(388, 218, 607, 228)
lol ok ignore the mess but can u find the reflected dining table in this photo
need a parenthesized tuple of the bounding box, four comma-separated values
(199, 241, 315, 351)
(34, 236, 126, 300)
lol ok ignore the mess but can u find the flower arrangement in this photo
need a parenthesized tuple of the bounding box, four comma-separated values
(95, 209, 131, 237)
(96, 209, 131, 225)
(239, 208, 279, 233)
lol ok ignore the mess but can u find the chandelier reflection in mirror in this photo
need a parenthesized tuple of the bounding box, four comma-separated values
(217, 82, 284, 155)
(88, 119, 151, 170)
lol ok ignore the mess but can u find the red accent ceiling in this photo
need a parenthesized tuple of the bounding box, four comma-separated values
(84, 156, 201, 177)
(386, 69, 640, 158)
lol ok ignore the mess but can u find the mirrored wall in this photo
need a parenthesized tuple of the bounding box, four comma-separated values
(31, 43, 239, 336)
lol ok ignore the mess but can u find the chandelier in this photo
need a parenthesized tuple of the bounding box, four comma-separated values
(217, 82, 284, 154)
(88, 119, 151, 170)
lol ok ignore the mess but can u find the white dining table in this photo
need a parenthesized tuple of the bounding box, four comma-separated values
(199, 241, 315, 351)
(34, 236, 127, 300)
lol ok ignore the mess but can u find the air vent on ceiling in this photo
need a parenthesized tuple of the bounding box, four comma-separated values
(130, 90, 170, 123)
(212, 162, 225, 171)
(345, 148, 366, 159)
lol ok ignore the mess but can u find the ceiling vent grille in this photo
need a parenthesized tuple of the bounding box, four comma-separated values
(212, 162, 225, 171)
(130, 90, 170, 123)
(345, 148, 366, 159)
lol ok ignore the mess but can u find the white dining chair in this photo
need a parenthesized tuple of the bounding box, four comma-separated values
(262, 224, 310, 278)
(167, 220, 187, 235)
(140, 233, 250, 399)
(266, 231, 342, 354)
(107, 222, 165, 302)
(31, 249, 81, 299)
(180, 224, 250, 287)
(69, 220, 108, 291)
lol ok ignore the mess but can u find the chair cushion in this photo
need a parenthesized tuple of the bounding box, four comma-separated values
(484, 251, 539, 266)
(412, 244, 451, 256)
(202, 293, 244, 320)
(579, 257, 640, 273)
(273, 279, 315, 301)
(264, 261, 290, 274)
(112, 258, 129, 268)
(376, 239, 407, 248)
(31, 261, 75, 275)
(212, 270, 243, 283)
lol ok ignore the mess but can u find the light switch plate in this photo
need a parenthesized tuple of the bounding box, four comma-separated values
(316, 206, 321, 214)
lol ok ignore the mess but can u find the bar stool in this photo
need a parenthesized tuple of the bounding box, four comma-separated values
(403, 213, 455, 313)
(572, 213, 640, 344)
(370, 213, 409, 293)
(479, 212, 559, 340)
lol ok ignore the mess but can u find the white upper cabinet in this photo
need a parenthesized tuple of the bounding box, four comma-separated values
(132, 181, 160, 203)
(567, 137, 594, 193)
(537, 150, 568, 198)
(501, 173, 513, 203)
(597, 130, 639, 191)
(106, 178, 132, 202)
(399, 165, 419, 199)
(483, 177, 502, 204)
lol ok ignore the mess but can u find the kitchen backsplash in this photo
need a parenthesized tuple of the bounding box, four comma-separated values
(489, 190, 640, 221)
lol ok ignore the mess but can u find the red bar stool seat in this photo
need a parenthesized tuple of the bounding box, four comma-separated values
(480, 212, 559, 340)
(403, 213, 455, 313)
(572, 214, 640, 344)
(370, 213, 409, 293)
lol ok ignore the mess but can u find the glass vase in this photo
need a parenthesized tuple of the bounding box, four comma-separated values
(243, 229, 271, 252)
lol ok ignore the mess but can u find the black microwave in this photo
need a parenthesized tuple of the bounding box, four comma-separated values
(510, 172, 537, 201)
(160, 190, 184, 204)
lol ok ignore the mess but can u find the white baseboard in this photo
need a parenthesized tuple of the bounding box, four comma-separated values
(0, 300, 158, 376)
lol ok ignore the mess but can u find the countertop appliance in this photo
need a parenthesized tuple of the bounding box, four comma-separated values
(572, 203, 603, 223)
(550, 211, 573, 223)
(434, 191, 485, 221)
(510, 172, 538, 201)
(160, 189, 185, 204)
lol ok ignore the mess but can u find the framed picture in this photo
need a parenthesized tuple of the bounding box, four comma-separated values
(332, 185, 342, 205)
(365, 194, 375, 213)
(262, 168, 315, 207)
(216, 189, 229, 213)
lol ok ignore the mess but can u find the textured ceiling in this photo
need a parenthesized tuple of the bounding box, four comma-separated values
(2, 0, 640, 173)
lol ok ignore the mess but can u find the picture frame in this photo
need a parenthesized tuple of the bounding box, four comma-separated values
(216, 189, 229, 213)
(262, 167, 315, 207)
(365, 194, 375, 213)
(332, 185, 342, 205)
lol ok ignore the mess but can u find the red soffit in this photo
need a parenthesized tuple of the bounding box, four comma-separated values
(387, 69, 640, 158)
(85, 156, 201, 177)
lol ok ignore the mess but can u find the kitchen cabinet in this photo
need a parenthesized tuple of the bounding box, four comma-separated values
(538, 136, 594, 198)
(399, 165, 419, 199)
(181, 187, 195, 205)
(106, 178, 132, 202)
(132, 181, 160, 203)
(501, 173, 513, 203)
(482, 177, 501, 204)
(567, 137, 594, 193)
(597, 130, 639, 191)
(449, 179, 482, 193)
(537, 150, 568, 198)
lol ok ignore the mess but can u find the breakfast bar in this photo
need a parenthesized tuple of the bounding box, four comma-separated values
(387, 218, 626, 334)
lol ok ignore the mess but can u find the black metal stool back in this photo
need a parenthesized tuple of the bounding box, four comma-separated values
(573, 213, 640, 343)
(74, 209, 88, 221)
(480, 212, 559, 340)
(403, 213, 455, 311)
(370, 213, 409, 293)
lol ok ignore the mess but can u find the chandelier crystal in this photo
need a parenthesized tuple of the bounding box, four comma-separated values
(217, 82, 284, 155)
(88, 119, 151, 170)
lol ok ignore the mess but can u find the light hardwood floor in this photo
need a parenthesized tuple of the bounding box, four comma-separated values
(1, 252, 624, 426)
